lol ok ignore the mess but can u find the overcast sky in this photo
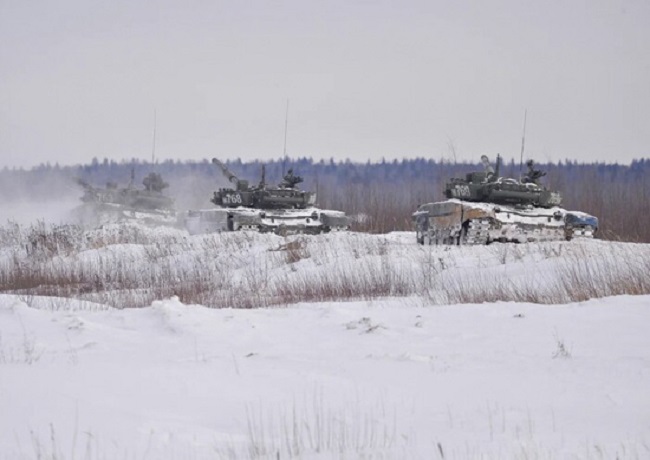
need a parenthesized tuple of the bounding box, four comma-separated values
(1, 0, 648, 168)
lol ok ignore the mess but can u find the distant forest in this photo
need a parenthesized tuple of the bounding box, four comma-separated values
(1, 156, 649, 242)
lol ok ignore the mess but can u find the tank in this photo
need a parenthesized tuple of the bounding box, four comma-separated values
(412, 155, 598, 245)
(184, 158, 350, 235)
(74, 169, 176, 226)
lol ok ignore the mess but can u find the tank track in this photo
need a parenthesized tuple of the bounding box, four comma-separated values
(422, 218, 595, 246)
(184, 208, 349, 235)
(568, 227, 596, 239)
(459, 219, 490, 245)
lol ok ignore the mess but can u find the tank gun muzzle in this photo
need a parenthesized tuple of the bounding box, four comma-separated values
(212, 158, 249, 191)
(212, 158, 240, 185)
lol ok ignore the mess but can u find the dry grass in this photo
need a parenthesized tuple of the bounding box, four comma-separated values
(1, 222, 649, 309)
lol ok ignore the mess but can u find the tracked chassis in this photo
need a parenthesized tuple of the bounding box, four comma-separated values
(413, 199, 597, 245)
(74, 202, 178, 228)
(413, 155, 598, 245)
(74, 171, 176, 228)
(185, 158, 350, 235)
(184, 207, 349, 235)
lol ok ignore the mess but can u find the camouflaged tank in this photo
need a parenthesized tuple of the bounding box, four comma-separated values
(412, 155, 598, 245)
(74, 170, 176, 226)
(184, 158, 350, 235)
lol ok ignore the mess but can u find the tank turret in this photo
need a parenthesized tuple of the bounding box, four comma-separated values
(444, 155, 562, 208)
(210, 158, 315, 209)
(413, 155, 598, 245)
(142, 172, 169, 193)
(74, 168, 176, 227)
(184, 159, 350, 235)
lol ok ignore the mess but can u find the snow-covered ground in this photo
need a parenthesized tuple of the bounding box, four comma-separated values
(1, 223, 649, 459)
(1, 293, 649, 459)
(2, 223, 649, 309)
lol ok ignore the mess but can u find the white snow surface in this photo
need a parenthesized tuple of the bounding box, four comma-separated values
(1, 224, 649, 458)
(1, 293, 649, 459)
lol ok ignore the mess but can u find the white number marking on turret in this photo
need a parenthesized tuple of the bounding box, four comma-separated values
(451, 185, 471, 198)
(222, 193, 242, 205)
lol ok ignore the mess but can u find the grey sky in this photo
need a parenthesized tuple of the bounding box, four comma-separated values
(1, 0, 648, 168)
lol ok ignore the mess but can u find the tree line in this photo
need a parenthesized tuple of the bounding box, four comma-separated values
(1, 156, 648, 242)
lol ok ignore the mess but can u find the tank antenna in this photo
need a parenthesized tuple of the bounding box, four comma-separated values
(151, 108, 157, 172)
(282, 99, 289, 176)
(519, 108, 527, 181)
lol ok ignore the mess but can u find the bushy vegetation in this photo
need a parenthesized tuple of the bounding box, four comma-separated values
(1, 222, 648, 309)
(2, 157, 649, 241)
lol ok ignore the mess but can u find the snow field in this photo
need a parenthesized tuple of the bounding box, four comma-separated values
(1, 222, 649, 458)
(1, 294, 649, 459)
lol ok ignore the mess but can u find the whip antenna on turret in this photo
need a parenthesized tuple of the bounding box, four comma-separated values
(282, 99, 289, 176)
(519, 109, 527, 180)
(151, 108, 157, 172)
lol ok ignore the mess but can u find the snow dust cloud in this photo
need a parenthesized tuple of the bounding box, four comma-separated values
(0, 170, 81, 226)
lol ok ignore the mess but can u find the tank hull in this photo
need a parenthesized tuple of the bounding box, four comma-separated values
(73, 202, 178, 228)
(184, 207, 350, 235)
(190, 158, 350, 236)
(75, 175, 176, 228)
(413, 199, 597, 245)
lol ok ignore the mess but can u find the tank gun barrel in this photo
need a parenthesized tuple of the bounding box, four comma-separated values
(212, 158, 240, 186)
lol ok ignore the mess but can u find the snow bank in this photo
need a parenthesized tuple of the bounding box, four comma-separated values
(1, 294, 648, 459)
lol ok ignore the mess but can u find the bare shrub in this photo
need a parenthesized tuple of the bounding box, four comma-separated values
(270, 238, 310, 265)
(217, 395, 402, 459)
(553, 245, 650, 301)
(273, 251, 417, 305)
(552, 332, 572, 359)
(2, 221, 649, 310)
(0, 331, 44, 365)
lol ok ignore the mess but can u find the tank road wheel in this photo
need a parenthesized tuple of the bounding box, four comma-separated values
(568, 225, 595, 240)
(458, 223, 470, 245)
(564, 228, 573, 241)
(432, 230, 441, 245)
(435, 230, 447, 246)
(458, 219, 490, 245)
(276, 224, 289, 236)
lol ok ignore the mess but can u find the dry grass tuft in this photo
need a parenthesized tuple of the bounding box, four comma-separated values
(1, 223, 649, 309)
